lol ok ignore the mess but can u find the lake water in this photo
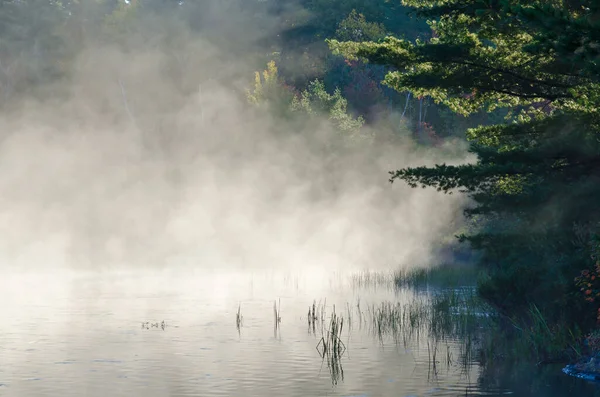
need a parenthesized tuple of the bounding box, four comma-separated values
(1, 268, 598, 397)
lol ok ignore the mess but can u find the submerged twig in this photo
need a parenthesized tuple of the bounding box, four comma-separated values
(236, 303, 243, 333)
(274, 299, 281, 329)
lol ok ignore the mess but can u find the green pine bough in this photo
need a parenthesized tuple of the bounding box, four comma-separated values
(328, 0, 600, 359)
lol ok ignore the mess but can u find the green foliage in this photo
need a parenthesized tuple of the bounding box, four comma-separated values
(247, 61, 368, 146)
(301, 0, 427, 39)
(329, 0, 600, 347)
(277, 0, 428, 88)
(328, 1, 599, 115)
(246, 61, 288, 106)
(334, 10, 387, 42)
(290, 80, 366, 137)
(481, 303, 583, 363)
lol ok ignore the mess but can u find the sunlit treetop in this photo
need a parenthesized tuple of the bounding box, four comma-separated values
(328, 0, 600, 117)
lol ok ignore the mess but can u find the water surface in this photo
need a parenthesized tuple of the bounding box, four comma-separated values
(1, 269, 598, 396)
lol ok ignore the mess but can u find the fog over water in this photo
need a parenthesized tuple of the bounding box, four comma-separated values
(0, 2, 473, 395)
(0, 10, 468, 275)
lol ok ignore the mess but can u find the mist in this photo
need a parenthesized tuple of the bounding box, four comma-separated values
(0, 1, 469, 275)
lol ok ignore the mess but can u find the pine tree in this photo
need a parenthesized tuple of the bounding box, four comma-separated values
(329, 0, 600, 331)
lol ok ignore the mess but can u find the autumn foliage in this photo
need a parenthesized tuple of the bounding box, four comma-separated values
(575, 262, 600, 324)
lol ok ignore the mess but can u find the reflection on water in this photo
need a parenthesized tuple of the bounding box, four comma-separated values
(0, 269, 598, 397)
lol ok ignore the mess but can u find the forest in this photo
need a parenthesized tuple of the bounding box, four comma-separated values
(2, 0, 600, 360)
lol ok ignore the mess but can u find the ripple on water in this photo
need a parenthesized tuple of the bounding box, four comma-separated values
(0, 272, 594, 397)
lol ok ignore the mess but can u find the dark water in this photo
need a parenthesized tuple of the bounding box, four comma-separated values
(0, 269, 598, 397)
